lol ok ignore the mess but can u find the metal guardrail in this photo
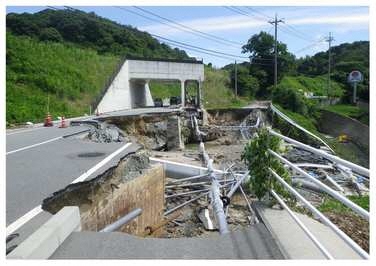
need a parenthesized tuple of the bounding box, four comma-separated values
(269, 149, 369, 220)
(269, 128, 370, 178)
(268, 168, 369, 259)
(270, 103, 334, 153)
(272, 150, 368, 216)
(99, 208, 142, 233)
(270, 190, 334, 259)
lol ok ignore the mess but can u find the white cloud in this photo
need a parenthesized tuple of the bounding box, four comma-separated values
(140, 9, 368, 36)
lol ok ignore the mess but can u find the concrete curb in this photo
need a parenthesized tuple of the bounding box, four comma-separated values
(7, 207, 81, 259)
(252, 201, 290, 259)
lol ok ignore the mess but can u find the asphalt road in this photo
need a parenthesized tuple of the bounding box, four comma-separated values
(6, 125, 90, 152)
(6, 123, 140, 232)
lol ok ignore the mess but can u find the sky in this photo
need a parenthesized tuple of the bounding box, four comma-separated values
(6, 6, 369, 68)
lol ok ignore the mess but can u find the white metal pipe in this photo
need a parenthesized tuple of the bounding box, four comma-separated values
(269, 149, 369, 220)
(166, 188, 210, 198)
(325, 174, 345, 192)
(269, 128, 369, 177)
(165, 179, 235, 189)
(270, 190, 334, 259)
(193, 114, 229, 235)
(239, 185, 259, 223)
(269, 168, 369, 259)
(100, 208, 142, 233)
(226, 171, 249, 198)
(210, 178, 230, 234)
(294, 163, 333, 169)
(164, 192, 210, 216)
(167, 173, 210, 184)
(270, 103, 334, 153)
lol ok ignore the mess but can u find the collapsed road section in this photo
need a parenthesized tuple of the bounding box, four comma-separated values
(6, 104, 370, 259)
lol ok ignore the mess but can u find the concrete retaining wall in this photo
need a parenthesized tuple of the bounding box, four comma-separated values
(318, 110, 369, 150)
(80, 164, 165, 236)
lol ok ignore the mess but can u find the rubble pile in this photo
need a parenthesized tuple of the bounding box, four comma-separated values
(87, 122, 128, 143)
(159, 177, 256, 238)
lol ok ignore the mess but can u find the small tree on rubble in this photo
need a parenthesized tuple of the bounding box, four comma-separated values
(241, 127, 292, 201)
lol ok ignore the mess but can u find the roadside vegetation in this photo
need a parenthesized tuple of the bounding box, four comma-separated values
(6, 33, 120, 124)
(322, 104, 369, 125)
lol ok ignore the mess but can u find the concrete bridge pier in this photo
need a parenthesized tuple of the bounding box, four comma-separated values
(129, 79, 154, 108)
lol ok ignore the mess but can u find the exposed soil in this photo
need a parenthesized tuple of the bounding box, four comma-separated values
(323, 211, 369, 252)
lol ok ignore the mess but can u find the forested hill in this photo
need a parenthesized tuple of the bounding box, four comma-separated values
(297, 41, 369, 101)
(6, 8, 194, 125)
(6, 8, 189, 59)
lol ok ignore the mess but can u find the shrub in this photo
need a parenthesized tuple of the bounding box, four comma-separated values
(272, 85, 307, 115)
(241, 127, 292, 201)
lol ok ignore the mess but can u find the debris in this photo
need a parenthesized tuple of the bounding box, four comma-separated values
(87, 123, 127, 143)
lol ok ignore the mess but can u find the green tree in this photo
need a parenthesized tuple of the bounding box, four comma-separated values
(39, 27, 63, 42)
(230, 65, 260, 98)
(241, 31, 296, 93)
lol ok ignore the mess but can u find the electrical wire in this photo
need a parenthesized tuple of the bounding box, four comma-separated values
(133, 6, 242, 47)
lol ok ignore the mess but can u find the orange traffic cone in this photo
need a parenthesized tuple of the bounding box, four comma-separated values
(59, 116, 68, 128)
(44, 113, 53, 127)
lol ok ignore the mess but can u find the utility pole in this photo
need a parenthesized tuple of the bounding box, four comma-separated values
(269, 14, 284, 90)
(234, 60, 238, 98)
(326, 32, 334, 101)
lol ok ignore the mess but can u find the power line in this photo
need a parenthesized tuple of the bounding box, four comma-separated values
(152, 34, 272, 65)
(223, 6, 268, 23)
(132, 6, 243, 47)
(280, 23, 315, 43)
(151, 34, 249, 60)
(244, 6, 273, 20)
(293, 38, 326, 54)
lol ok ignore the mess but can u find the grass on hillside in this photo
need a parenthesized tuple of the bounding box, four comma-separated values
(202, 67, 249, 109)
(148, 66, 249, 109)
(279, 75, 344, 97)
(149, 81, 180, 100)
(6, 33, 120, 125)
(322, 104, 369, 125)
(318, 195, 369, 213)
(273, 104, 320, 135)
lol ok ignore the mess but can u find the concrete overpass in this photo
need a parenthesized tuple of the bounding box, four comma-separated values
(97, 58, 205, 113)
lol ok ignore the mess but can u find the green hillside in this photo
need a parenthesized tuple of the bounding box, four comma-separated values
(277, 75, 344, 97)
(6, 8, 189, 59)
(297, 41, 369, 102)
(6, 8, 192, 125)
(6, 33, 120, 124)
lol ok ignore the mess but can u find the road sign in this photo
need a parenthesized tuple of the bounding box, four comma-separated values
(348, 70, 363, 83)
(347, 70, 363, 104)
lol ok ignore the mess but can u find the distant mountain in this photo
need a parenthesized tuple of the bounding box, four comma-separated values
(6, 8, 189, 59)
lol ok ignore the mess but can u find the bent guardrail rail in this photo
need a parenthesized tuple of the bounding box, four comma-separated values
(270, 103, 334, 153)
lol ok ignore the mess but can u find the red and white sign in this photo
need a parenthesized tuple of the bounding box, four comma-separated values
(348, 70, 363, 83)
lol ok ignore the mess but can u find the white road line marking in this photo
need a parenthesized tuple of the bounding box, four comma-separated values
(6, 206, 43, 236)
(6, 136, 63, 155)
(6, 127, 47, 136)
(6, 142, 133, 236)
